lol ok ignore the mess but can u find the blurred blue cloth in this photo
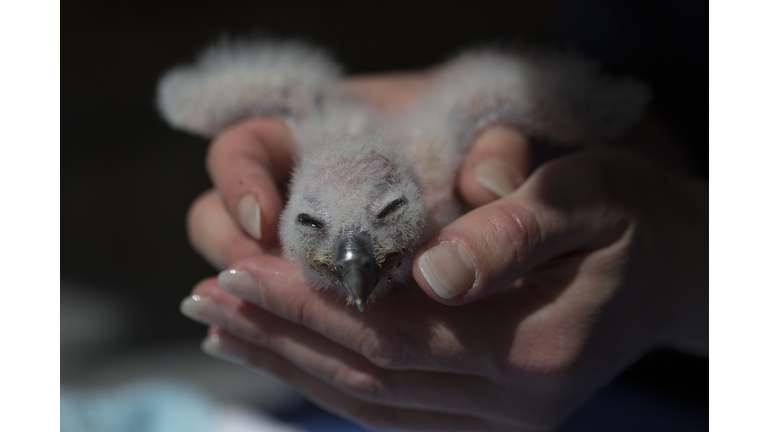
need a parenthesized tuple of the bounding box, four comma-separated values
(61, 381, 212, 432)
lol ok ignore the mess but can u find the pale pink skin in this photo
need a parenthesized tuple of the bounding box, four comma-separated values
(184, 73, 707, 431)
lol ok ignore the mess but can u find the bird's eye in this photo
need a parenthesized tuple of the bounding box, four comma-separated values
(297, 213, 324, 230)
(377, 198, 404, 219)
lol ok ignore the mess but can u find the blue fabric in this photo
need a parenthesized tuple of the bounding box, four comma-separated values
(60, 381, 213, 432)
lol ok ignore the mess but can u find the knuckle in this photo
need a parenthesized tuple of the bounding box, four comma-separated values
(186, 209, 204, 253)
(359, 327, 411, 370)
(206, 124, 272, 184)
(293, 296, 313, 329)
(334, 368, 392, 403)
(477, 203, 541, 271)
(186, 191, 214, 246)
(227, 313, 265, 345)
(501, 337, 582, 385)
(205, 131, 230, 176)
(257, 350, 296, 382)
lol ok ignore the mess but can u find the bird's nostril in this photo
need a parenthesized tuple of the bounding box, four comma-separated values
(364, 260, 370, 268)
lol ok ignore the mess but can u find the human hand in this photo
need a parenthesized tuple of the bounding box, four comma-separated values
(181, 148, 708, 431)
(186, 71, 530, 270)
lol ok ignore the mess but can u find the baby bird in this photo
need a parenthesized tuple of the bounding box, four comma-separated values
(157, 39, 650, 311)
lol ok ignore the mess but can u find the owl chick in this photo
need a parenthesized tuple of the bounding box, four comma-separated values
(157, 39, 650, 311)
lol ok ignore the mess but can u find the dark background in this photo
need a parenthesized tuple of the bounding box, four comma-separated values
(61, 0, 707, 429)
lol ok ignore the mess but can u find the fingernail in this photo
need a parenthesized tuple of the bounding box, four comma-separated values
(218, 268, 262, 302)
(201, 334, 250, 366)
(418, 241, 476, 298)
(475, 160, 517, 197)
(236, 194, 262, 240)
(180, 295, 228, 327)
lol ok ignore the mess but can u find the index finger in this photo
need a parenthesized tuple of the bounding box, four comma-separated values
(206, 117, 296, 242)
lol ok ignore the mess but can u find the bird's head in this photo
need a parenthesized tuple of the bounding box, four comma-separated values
(279, 135, 427, 311)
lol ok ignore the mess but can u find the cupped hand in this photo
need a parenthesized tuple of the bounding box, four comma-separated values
(181, 148, 708, 431)
(186, 71, 529, 270)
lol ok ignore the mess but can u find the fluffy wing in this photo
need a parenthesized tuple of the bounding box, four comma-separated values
(404, 47, 652, 227)
(156, 39, 348, 139)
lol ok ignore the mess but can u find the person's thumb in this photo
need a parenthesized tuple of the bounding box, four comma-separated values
(413, 154, 628, 305)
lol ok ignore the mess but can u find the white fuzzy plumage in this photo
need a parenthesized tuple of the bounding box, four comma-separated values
(157, 39, 346, 137)
(157, 39, 650, 303)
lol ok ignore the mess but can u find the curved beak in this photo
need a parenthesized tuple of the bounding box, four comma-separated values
(333, 230, 379, 312)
